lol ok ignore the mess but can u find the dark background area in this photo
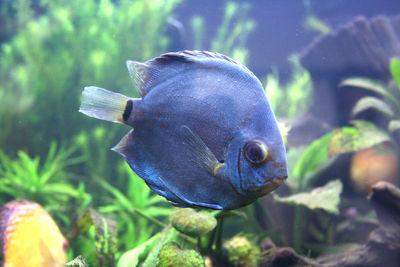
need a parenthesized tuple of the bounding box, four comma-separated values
(174, 0, 400, 78)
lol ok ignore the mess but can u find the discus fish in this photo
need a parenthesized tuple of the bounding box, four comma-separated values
(80, 50, 288, 210)
(0, 201, 67, 267)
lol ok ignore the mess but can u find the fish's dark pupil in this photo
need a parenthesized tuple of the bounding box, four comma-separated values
(244, 142, 264, 163)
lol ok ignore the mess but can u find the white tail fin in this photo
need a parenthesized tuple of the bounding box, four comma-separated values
(79, 86, 129, 123)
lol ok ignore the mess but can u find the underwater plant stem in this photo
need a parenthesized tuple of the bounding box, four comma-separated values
(293, 206, 304, 253)
(215, 215, 225, 254)
(130, 207, 197, 245)
(129, 207, 166, 228)
(207, 225, 217, 252)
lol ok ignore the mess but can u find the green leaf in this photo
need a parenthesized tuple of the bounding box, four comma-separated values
(328, 120, 391, 156)
(117, 234, 160, 267)
(170, 208, 217, 237)
(142, 225, 184, 266)
(390, 58, 400, 89)
(293, 131, 335, 180)
(388, 120, 400, 132)
(274, 180, 343, 214)
(74, 208, 118, 267)
(351, 96, 394, 118)
(66, 256, 88, 267)
(339, 77, 397, 105)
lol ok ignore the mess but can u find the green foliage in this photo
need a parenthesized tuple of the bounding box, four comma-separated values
(190, 1, 255, 64)
(0, 142, 87, 220)
(291, 131, 335, 190)
(0, 0, 181, 153)
(0, 0, 183, 264)
(275, 58, 400, 254)
(390, 58, 400, 91)
(98, 162, 170, 252)
(141, 226, 184, 266)
(303, 0, 330, 34)
(66, 256, 89, 267)
(351, 96, 394, 118)
(328, 120, 392, 156)
(117, 234, 160, 267)
(339, 58, 400, 139)
(73, 208, 118, 267)
(191, 16, 204, 50)
(265, 55, 313, 119)
(274, 180, 343, 215)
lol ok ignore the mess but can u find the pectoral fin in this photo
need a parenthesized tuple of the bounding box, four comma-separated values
(181, 125, 223, 176)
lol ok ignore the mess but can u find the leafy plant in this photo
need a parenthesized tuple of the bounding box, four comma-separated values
(339, 58, 400, 137)
(98, 162, 171, 253)
(275, 180, 342, 215)
(0, 142, 86, 217)
(0, 0, 181, 155)
(190, 1, 255, 64)
(265, 55, 313, 119)
(272, 58, 400, 253)
(302, 0, 330, 34)
(116, 208, 259, 267)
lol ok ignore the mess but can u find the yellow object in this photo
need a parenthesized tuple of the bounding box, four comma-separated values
(0, 201, 67, 267)
(350, 145, 398, 193)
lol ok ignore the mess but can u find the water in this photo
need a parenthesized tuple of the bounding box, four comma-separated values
(0, 0, 399, 266)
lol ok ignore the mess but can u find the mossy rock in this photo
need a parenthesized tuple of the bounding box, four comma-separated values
(170, 208, 217, 237)
(156, 242, 204, 267)
(224, 236, 261, 267)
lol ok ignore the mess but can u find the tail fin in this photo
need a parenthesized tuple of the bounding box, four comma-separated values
(79, 86, 130, 123)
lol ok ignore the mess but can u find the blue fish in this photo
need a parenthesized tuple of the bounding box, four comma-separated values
(79, 50, 287, 210)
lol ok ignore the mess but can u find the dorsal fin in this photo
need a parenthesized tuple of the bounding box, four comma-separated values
(126, 50, 256, 97)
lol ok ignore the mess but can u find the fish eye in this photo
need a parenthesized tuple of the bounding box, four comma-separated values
(243, 140, 268, 164)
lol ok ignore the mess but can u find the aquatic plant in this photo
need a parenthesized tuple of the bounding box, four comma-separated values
(0, 0, 181, 154)
(98, 162, 171, 252)
(190, 1, 255, 64)
(303, 0, 331, 34)
(0, 142, 87, 223)
(270, 58, 400, 253)
(0, 0, 182, 261)
(70, 208, 117, 267)
(265, 55, 313, 119)
(339, 59, 400, 136)
(114, 208, 260, 266)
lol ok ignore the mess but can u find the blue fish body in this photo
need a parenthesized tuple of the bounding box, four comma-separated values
(80, 51, 288, 210)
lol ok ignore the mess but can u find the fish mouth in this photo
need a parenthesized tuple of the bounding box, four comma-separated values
(238, 168, 288, 197)
(246, 174, 287, 195)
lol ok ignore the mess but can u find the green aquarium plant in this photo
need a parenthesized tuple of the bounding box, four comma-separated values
(302, 0, 331, 34)
(190, 1, 255, 64)
(114, 207, 261, 267)
(98, 162, 171, 253)
(265, 55, 313, 119)
(0, 0, 181, 157)
(334, 58, 400, 191)
(69, 208, 118, 267)
(271, 58, 400, 254)
(0, 141, 88, 224)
